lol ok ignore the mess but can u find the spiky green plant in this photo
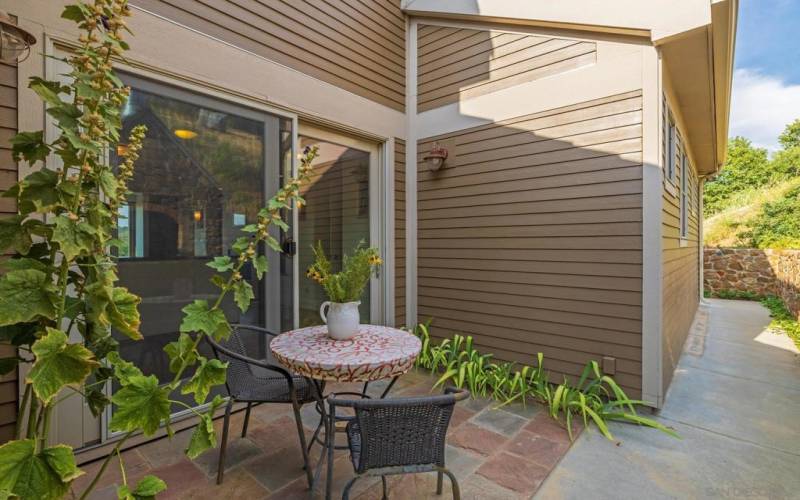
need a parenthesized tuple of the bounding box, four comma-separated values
(412, 323, 678, 441)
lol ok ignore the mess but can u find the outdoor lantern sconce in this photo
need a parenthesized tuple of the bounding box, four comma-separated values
(0, 11, 36, 63)
(423, 142, 448, 172)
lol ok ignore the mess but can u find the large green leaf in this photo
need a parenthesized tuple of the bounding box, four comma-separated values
(61, 4, 91, 23)
(52, 216, 96, 261)
(0, 439, 83, 500)
(181, 358, 227, 405)
(10, 131, 50, 165)
(98, 170, 118, 199)
(232, 280, 254, 313)
(28, 77, 66, 108)
(110, 374, 170, 436)
(27, 327, 99, 403)
(2, 257, 50, 274)
(0, 215, 32, 255)
(0, 269, 57, 326)
(179, 300, 231, 341)
(106, 351, 143, 385)
(206, 256, 234, 272)
(107, 287, 142, 341)
(117, 475, 167, 500)
(185, 395, 225, 459)
(163, 333, 197, 374)
(16, 169, 61, 213)
(252, 254, 268, 279)
(46, 103, 82, 130)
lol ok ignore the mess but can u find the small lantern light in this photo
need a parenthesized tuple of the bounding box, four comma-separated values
(0, 11, 36, 63)
(193, 210, 203, 222)
(423, 142, 448, 172)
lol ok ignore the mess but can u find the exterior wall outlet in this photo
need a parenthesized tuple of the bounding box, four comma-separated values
(602, 356, 617, 375)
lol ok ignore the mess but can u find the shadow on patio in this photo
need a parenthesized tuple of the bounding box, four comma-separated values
(72, 368, 581, 500)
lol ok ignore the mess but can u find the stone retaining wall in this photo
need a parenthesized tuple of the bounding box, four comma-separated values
(704, 248, 800, 319)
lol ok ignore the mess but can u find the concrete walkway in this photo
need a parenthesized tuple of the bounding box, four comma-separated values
(536, 299, 800, 500)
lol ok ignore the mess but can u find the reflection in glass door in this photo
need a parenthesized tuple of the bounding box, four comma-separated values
(113, 76, 292, 419)
(298, 128, 379, 327)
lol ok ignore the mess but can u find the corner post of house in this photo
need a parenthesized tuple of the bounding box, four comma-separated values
(405, 18, 418, 328)
(641, 44, 664, 408)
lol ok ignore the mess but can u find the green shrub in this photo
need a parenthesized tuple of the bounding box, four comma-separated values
(742, 186, 800, 249)
(704, 137, 771, 216)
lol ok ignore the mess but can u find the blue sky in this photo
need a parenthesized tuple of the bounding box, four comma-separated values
(730, 0, 800, 151)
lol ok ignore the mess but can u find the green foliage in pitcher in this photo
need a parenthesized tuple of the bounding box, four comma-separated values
(306, 242, 382, 303)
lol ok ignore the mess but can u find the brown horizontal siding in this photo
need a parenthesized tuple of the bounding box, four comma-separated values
(0, 59, 16, 444)
(132, 0, 405, 110)
(417, 25, 596, 112)
(395, 139, 406, 326)
(661, 154, 700, 394)
(417, 90, 644, 396)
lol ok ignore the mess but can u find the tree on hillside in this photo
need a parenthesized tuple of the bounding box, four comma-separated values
(773, 119, 800, 180)
(779, 118, 800, 150)
(704, 137, 770, 216)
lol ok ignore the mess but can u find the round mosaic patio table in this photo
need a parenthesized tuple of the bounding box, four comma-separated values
(270, 324, 421, 382)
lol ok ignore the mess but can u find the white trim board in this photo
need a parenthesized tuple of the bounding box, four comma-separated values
(405, 19, 419, 328)
(640, 45, 664, 408)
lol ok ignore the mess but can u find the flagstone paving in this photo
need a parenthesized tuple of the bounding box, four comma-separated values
(71, 368, 580, 499)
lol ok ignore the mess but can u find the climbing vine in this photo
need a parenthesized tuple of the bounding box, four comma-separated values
(0, 2, 317, 498)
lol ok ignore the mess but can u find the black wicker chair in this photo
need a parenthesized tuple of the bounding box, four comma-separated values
(327, 387, 470, 500)
(205, 324, 321, 485)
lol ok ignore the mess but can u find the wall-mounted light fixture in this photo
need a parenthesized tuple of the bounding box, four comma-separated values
(423, 142, 448, 172)
(0, 11, 36, 63)
(193, 210, 203, 222)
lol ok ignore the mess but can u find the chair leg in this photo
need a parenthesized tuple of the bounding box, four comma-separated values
(292, 399, 314, 488)
(437, 471, 443, 494)
(439, 468, 460, 500)
(342, 477, 359, 500)
(241, 402, 252, 438)
(381, 475, 388, 500)
(326, 411, 335, 500)
(216, 399, 234, 485)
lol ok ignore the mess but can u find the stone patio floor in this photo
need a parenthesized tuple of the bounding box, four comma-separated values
(72, 367, 581, 499)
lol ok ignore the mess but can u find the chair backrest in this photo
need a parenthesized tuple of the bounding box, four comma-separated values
(205, 325, 278, 399)
(340, 388, 469, 473)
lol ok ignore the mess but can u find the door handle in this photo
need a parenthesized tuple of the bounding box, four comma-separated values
(282, 240, 296, 256)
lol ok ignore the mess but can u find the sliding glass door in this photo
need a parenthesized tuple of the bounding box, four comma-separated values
(297, 125, 381, 327)
(112, 76, 293, 421)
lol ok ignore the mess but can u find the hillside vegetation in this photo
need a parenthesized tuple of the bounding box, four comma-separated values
(704, 120, 800, 249)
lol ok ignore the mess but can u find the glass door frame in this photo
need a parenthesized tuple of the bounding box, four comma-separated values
(57, 66, 394, 448)
(296, 122, 386, 325)
(101, 73, 301, 442)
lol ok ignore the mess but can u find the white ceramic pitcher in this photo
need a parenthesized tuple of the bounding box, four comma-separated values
(319, 301, 361, 340)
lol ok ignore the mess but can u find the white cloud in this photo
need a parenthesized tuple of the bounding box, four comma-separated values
(730, 68, 800, 152)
